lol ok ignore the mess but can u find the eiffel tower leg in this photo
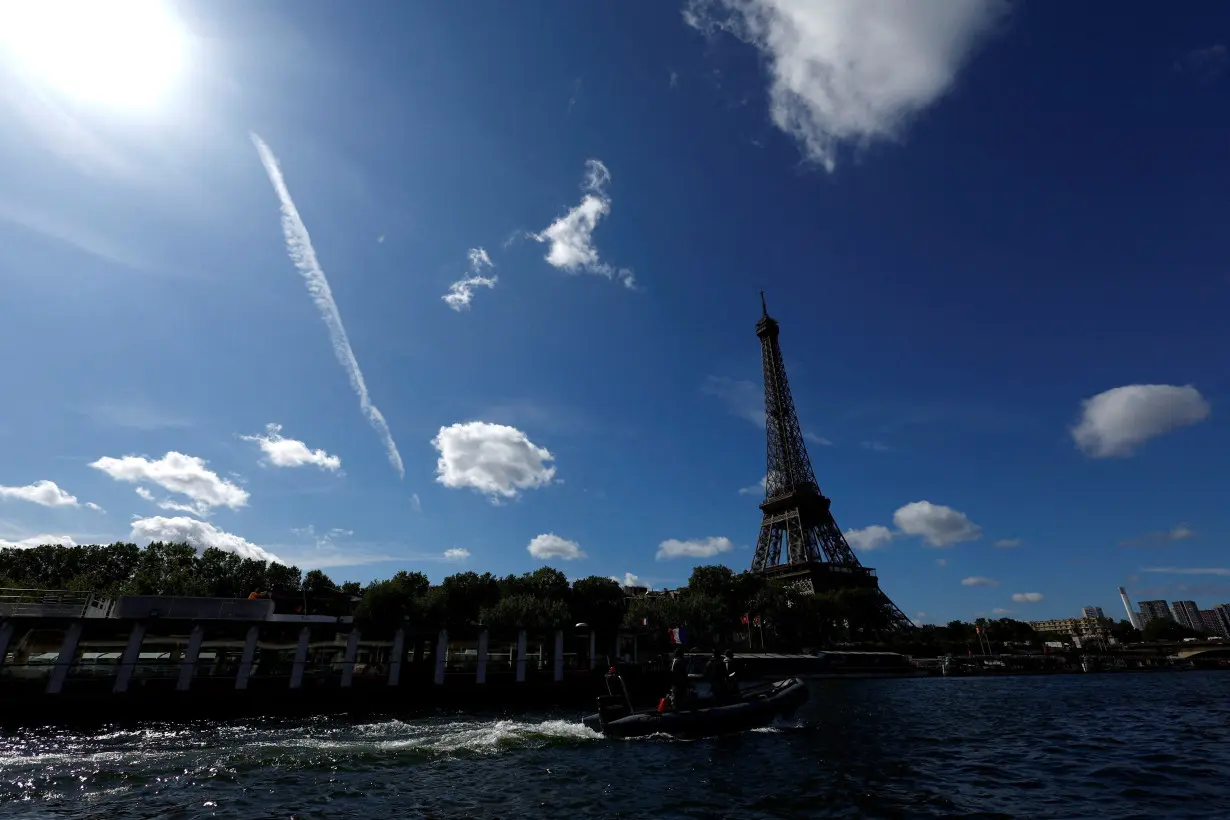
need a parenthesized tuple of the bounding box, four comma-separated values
(751, 518, 781, 572)
(785, 512, 807, 565)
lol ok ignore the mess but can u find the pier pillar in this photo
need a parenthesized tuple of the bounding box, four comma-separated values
(434, 629, 448, 685)
(47, 622, 83, 694)
(0, 621, 13, 672)
(340, 629, 361, 688)
(177, 624, 204, 692)
(553, 630, 565, 682)
(113, 622, 147, 693)
(289, 626, 311, 689)
(476, 630, 489, 684)
(388, 628, 405, 687)
(589, 631, 597, 670)
(235, 626, 259, 690)
(515, 630, 527, 682)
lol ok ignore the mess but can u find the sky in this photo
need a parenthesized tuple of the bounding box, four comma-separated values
(0, 0, 1226, 626)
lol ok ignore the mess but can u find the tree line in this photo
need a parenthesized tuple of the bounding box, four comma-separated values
(0, 543, 1211, 650)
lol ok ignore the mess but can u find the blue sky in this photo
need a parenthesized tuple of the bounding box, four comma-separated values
(0, 0, 1226, 624)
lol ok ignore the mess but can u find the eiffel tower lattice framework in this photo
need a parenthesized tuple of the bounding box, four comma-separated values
(749, 293, 913, 632)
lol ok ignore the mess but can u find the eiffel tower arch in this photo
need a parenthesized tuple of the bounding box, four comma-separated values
(750, 293, 913, 632)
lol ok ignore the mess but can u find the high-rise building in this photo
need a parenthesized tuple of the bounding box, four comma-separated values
(1118, 587, 1141, 629)
(1081, 606, 1105, 620)
(1199, 609, 1229, 638)
(1203, 604, 1230, 638)
(1171, 600, 1202, 631)
(1138, 600, 1173, 625)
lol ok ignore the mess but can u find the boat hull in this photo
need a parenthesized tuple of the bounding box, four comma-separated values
(584, 677, 808, 739)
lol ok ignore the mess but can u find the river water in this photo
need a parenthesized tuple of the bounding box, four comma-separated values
(3, 672, 1228, 819)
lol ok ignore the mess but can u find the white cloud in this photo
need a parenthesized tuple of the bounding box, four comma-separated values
(410, 493, 422, 514)
(444, 246, 498, 311)
(684, 0, 1006, 171)
(845, 525, 894, 552)
(893, 501, 982, 547)
(432, 421, 556, 502)
(993, 538, 1022, 548)
(935, 558, 948, 567)
(250, 133, 404, 479)
(861, 440, 891, 453)
(992, 607, 1014, 615)
(610, 572, 644, 588)
(531, 159, 635, 289)
(738, 476, 768, 496)
(1071, 384, 1210, 458)
(527, 533, 585, 561)
(961, 576, 999, 587)
(85, 502, 103, 512)
(656, 536, 735, 560)
(241, 423, 341, 471)
(443, 547, 471, 562)
(130, 516, 280, 563)
(804, 431, 832, 446)
(1120, 524, 1198, 548)
(443, 274, 498, 311)
(1011, 592, 1044, 603)
(1142, 566, 1230, 577)
(91, 452, 249, 516)
(0, 533, 78, 549)
(468, 247, 493, 270)
(0, 479, 81, 508)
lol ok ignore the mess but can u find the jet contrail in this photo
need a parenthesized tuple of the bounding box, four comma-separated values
(250, 133, 405, 479)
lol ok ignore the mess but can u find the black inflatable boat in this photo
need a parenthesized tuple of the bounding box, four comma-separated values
(582, 674, 809, 739)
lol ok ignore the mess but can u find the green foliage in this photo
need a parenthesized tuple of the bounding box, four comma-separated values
(570, 576, 626, 631)
(302, 569, 337, 594)
(1142, 617, 1203, 642)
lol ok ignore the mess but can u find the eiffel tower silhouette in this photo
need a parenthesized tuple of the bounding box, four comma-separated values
(750, 293, 913, 632)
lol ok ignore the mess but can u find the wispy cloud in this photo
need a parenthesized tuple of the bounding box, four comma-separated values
(1120, 524, 1197, 548)
(1011, 592, 1044, 603)
(703, 376, 763, 426)
(804, 431, 832, 446)
(961, 576, 999, 587)
(861, 440, 891, 453)
(531, 159, 635, 289)
(250, 133, 404, 479)
(1142, 566, 1230, 577)
(443, 247, 498, 311)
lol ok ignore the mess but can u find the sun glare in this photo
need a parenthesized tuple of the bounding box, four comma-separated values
(0, 0, 187, 110)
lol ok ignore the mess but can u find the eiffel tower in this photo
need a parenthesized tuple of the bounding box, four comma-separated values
(750, 293, 913, 632)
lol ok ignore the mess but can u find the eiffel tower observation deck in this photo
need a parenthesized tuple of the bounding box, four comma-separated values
(750, 293, 913, 632)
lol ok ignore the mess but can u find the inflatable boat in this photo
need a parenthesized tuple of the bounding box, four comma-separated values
(582, 673, 809, 739)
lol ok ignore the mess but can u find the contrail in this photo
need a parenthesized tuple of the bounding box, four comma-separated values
(250, 133, 405, 479)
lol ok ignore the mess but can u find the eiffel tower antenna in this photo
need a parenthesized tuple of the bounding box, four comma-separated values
(750, 294, 913, 632)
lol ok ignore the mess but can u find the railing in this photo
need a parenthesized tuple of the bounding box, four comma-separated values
(0, 588, 109, 618)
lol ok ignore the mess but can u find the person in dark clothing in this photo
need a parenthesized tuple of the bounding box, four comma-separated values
(704, 648, 726, 702)
(722, 650, 740, 701)
(669, 647, 690, 709)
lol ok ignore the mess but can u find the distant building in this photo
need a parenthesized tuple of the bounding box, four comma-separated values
(1028, 617, 1106, 639)
(1118, 587, 1141, 630)
(1201, 604, 1230, 638)
(1171, 600, 1202, 631)
(1138, 600, 1173, 625)
(1081, 606, 1105, 620)
(1199, 609, 1229, 638)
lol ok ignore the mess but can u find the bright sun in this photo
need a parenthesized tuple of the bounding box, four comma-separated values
(0, 0, 187, 110)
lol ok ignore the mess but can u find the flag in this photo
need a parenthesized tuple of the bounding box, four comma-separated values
(668, 627, 688, 645)
(641, 617, 648, 626)
(975, 626, 982, 634)
(741, 614, 749, 625)
(753, 616, 761, 627)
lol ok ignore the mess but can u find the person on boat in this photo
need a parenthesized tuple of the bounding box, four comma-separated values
(704, 648, 727, 702)
(722, 649, 740, 701)
(669, 647, 690, 709)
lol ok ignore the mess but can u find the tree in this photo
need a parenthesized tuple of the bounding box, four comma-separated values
(303, 569, 338, 594)
(1142, 618, 1203, 642)
(570, 576, 627, 632)
(354, 571, 430, 631)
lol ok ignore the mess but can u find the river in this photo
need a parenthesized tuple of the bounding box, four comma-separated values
(3, 671, 1227, 818)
